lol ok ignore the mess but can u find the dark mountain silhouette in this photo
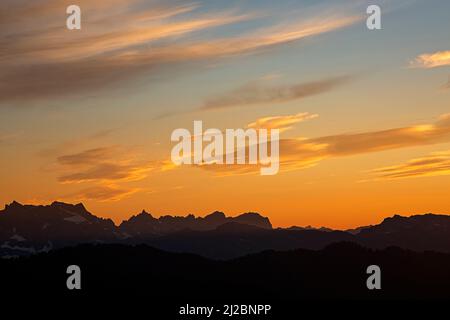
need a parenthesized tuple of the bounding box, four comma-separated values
(1, 201, 450, 259)
(287, 225, 334, 232)
(345, 224, 373, 234)
(1, 242, 450, 300)
(0, 201, 118, 257)
(357, 213, 450, 252)
(119, 210, 271, 238)
(143, 223, 354, 259)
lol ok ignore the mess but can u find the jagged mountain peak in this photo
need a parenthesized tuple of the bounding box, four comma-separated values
(0, 201, 119, 257)
(204, 211, 226, 220)
(3, 201, 450, 259)
(4, 200, 23, 210)
(137, 210, 154, 218)
(379, 213, 450, 228)
(121, 210, 156, 227)
(51, 201, 85, 208)
(119, 209, 272, 236)
(234, 212, 272, 229)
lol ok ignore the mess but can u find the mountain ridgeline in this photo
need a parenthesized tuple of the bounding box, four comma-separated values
(1, 201, 450, 259)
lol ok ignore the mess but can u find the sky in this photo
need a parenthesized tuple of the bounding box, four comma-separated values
(1, 0, 450, 229)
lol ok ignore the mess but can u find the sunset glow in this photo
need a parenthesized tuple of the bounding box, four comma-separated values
(1, 0, 450, 230)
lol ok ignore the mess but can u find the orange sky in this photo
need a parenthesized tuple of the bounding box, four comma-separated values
(1, 0, 450, 229)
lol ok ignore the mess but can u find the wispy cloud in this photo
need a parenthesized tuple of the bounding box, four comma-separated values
(369, 151, 450, 180)
(201, 76, 352, 110)
(410, 50, 450, 68)
(53, 145, 171, 201)
(58, 162, 156, 184)
(247, 112, 318, 132)
(200, 113, 450, 176)
(64, 184, 140, 202)
(53, 114, 450, 180)
(57, 147, 119, 166)
(57, 147, 158, 183)
(0, 0, 360, 103)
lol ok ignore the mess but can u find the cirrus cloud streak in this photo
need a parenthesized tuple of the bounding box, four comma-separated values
(369, 151, 450, 180)
(247, 112, 318, 132)
(0, 0, 360, 103)
(410, 50, 450, 68)
(201, 76, 352, 110)
(199, 113, 450, 176)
